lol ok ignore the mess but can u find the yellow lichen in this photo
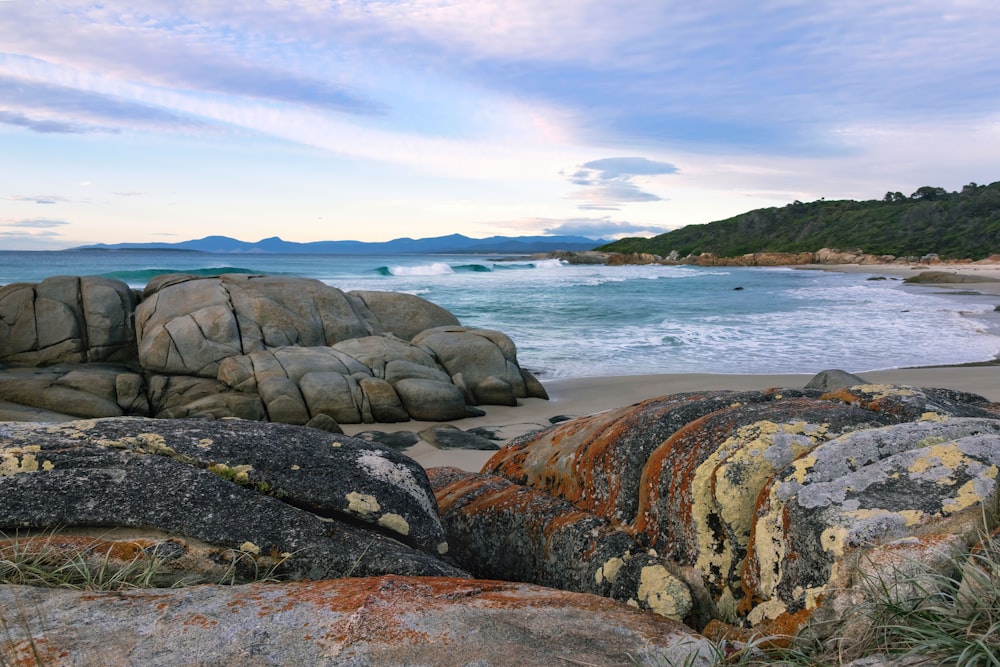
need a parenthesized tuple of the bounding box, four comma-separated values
(197, 438, 214, 449)
(437, 542, 449, 555)
(637, 564, 691, 620)
(208, 463, 254, 484)
(909, 444, 966, 475)
(346, 492, 381, 516)
(943, 474, 996, 514)
(919, 412, 945, 422)
(377, 513, 410, 536)
(747, 598, 789, 625)
(594, 556, 625, 585)
(239, 541, 260, 555)
(1, 446, 55, 476)
(856, 384, 917, 398)
(820, 525, 850, 558)
(291, 465, 301, 471)
(788, 454, 817, 483)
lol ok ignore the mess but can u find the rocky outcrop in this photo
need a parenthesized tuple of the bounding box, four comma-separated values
(0, 275, 137, 365)
(0, 273, 547, 425)
(903, 270, 1000, 284)
(474, 381, 1000, 638)
(429, 466, 693, 620)
(0, 418, 460, 580)
(0, 576, 717, 667)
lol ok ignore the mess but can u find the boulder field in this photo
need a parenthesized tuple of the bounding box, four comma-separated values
(0, 273, 548, 425)
(3, 274, 1000, 663)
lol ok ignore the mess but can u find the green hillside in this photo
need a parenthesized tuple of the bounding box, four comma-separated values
(598, 181, 1000, 260)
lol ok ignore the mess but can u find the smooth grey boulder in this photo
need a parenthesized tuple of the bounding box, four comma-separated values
(805, 368, 869, 391)
(349, 289, 461, 341)
(0, 418, 456, 571)
(148, 374, 266, 420)
(413, 325, 547, 405)
(394, 377, 482, 421)
(136, 274, 377, 377)
(0, 276, 137, 365)
(2, 274, 549, 425)
(0, 364, 147, 419)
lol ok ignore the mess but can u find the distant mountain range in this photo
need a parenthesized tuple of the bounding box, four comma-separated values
(73, 233, 607, 255)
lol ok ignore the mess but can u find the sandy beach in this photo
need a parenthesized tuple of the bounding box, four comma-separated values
(341, 262, 1000, 472)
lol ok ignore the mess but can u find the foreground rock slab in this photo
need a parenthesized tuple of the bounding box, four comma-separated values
(0, 418, 460, 580)
(0, 576, 717, 667)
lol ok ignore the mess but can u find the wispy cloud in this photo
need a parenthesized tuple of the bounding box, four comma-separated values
(0, 72, 205, 132)
(0, 218, 71, 228)
(3, 194, 71, 205)
(0, 110, 98, 134)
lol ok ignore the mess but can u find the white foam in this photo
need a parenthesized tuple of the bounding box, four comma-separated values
(389, 262, 455, 276)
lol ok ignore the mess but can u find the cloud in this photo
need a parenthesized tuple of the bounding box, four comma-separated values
(0, 110, 98, 133)
(578, 157, 679, 181)
(0, 73, 208, 133)
(0, 218, 71, 228)
(0, 4, 384, 117)
(567, 156, 677, 209)
(544, 217, 671, 239)
(3, 194, 71, 204)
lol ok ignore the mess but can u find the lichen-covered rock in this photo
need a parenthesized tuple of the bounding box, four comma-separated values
(742, 418, 1000, 634)
(632, 398, 894, 566)
(485, 389, 817, 526)
(486, 384, 1000, 636)
(0, 276, 137, 364)
(0, 576, 717, 667)
(0, 418, 459, 578)
(430, 466, 692, 620)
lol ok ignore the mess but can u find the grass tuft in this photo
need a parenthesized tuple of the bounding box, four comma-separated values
(638, 530, 1000, 666)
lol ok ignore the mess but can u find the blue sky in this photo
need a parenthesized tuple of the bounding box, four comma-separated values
(2, 1, 999, 250)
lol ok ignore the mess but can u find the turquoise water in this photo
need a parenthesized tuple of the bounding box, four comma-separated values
(2, 250, 998, 378)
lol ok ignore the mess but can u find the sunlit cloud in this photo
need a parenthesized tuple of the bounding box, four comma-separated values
(545, 218, 670, 239)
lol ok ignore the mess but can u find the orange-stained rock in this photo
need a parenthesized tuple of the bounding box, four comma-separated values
(484, 389, 803, 526)
(429, 466, 692, 620)
(0, 576, 717, 666)
(485, 382, 1000, 638)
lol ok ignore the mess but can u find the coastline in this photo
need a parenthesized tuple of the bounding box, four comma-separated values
(344, 366, 1000, 472)
(340, 262, 1000, 472)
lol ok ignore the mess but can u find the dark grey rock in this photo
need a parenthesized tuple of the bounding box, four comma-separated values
(0, 418, 455, 566)
(805, 368, 869, 391)
(418, 426, 500, 450)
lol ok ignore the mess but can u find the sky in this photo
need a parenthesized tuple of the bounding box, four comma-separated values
(2, 1, 1000, 250)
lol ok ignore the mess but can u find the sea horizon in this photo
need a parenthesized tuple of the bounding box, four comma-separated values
(2, 249, 999, 379)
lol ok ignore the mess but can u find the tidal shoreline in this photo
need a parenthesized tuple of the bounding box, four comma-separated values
(340, 261, 1000, 471)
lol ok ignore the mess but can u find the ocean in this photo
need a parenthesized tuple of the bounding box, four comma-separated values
(2, 249, 998, 378)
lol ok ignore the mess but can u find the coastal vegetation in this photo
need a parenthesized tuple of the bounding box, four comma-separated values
(599, 180, 1000, 260)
